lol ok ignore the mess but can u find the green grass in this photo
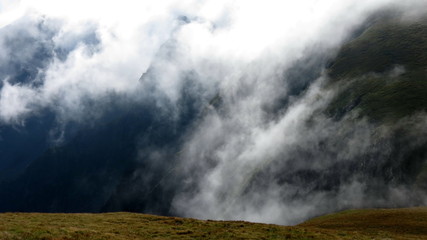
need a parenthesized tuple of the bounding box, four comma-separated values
(0, 208, 427, 239)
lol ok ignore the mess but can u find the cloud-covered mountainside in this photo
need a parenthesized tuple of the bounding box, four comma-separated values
(0, 1, 427, 225)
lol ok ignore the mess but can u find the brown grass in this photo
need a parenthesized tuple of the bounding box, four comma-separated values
(0, 207, 426, 239)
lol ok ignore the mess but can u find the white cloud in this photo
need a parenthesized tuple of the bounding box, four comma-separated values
(0, 0, 414, 123)
(0, 79, 39, 124)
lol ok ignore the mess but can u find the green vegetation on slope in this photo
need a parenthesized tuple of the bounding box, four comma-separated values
(329, 20, 427, 79)
(327, 75, 427, 122)
(1, 208, 427, 240)
(327, 18, 427, 122)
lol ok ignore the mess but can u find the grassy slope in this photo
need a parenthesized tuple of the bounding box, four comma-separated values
(1, 208, 427, 240)
(329, 21, 427, 79)
(300, 207, 427, 240)
(325, 15, 427, 196)
(326, 18, 427, 122)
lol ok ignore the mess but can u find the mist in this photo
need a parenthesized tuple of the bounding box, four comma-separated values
(1, 0, 427, 225)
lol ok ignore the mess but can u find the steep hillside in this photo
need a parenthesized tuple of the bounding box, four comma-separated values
(327, 18, 427, 122)
(1, 207, 426, 240)
(324, 16, 427, 198)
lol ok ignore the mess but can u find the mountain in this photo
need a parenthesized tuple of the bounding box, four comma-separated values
(0, 82, 203, 213)
(327, 17, 427, 122)
(325, 16, 427, 191)
(0, 11, 426, 224)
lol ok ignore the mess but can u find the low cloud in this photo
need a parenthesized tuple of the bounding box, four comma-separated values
(1, 0, 426, 224)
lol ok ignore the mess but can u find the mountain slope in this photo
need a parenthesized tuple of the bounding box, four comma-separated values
(327, 17, 427, 122)
(324, 15, 427, 198)
(1, 11, 426, 224)
(0, 76, 204, 213)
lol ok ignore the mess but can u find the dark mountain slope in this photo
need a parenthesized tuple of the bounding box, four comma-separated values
(0, 18, 101, 183)
(0, 111, 55, 182)
(0, 76, 205, 213)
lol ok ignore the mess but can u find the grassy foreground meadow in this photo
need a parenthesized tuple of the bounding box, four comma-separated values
(0, 207, 426, 240)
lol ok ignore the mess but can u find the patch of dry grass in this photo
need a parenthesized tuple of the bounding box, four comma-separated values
(0, 207, 426, 239)
(300, 207, 427, 240)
